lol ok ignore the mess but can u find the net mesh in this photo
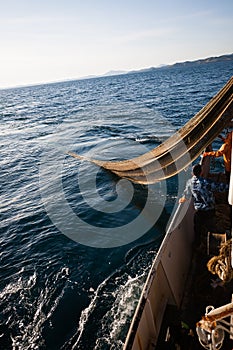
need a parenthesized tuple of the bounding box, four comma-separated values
(69, 77, 233, 184)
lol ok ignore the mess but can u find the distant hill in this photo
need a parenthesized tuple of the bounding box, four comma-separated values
(80, 53, 233, 81)
(126, 53, 233, 75)
(170, 53, 233, 68)
(102, 70, 127, 76)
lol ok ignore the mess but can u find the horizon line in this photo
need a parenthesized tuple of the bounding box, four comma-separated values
(1, 51, 232, 91)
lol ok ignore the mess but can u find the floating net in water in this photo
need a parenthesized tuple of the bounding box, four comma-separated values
(69, 77, 233, 184)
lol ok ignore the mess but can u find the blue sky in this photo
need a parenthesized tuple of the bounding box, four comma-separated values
(0, 0, 232, 88)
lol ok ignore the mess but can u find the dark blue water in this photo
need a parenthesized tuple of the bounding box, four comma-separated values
(1, 61, 232, 350)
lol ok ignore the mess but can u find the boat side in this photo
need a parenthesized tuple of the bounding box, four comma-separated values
(123, 199, 195, 350)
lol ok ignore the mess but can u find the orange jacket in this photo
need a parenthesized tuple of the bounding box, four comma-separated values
(204, 135, 232, 172)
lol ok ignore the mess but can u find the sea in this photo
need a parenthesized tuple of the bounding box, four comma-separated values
(1, 60, 233, 350)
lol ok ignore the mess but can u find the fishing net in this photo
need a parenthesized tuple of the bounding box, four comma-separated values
(69, 77, 233, 184)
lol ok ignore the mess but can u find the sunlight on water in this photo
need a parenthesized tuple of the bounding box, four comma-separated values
(0, 268, 69, 350)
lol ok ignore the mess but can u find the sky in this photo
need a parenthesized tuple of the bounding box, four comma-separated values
(0, 0, 232, 89)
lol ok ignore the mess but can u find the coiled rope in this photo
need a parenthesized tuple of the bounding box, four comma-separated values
(207, 239, 233, 283)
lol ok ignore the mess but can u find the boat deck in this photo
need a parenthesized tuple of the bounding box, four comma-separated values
(156, 173, 233, 349)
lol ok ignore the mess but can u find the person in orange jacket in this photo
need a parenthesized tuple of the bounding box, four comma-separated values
(202, 132, 232, 182)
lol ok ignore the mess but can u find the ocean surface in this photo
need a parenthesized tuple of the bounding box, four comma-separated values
(1, 61, 233, 350)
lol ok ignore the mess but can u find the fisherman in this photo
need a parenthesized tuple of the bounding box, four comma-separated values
(202, 131, 232, 182)
(179, 164, 229, 247)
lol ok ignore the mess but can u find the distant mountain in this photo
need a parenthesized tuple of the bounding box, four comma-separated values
(80, 53, 233, 80)
(102, 70, 127, 76)
(170, 53, 233, 68)
(126, 53, 233, 75)
(79, 70, 127, 80)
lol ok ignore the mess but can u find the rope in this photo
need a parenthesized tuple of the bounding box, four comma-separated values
(207, 239, 233, 283)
